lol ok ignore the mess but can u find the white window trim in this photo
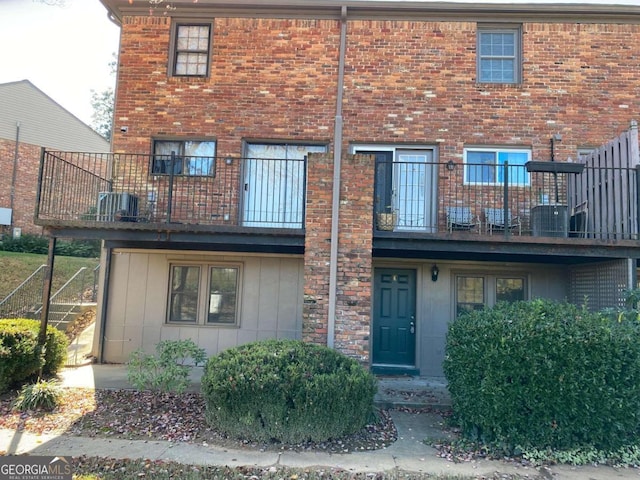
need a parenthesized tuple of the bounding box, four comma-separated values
(463, 147, 532, 187)
(166, 261, 242, 327)
(351, 144, 438, 156)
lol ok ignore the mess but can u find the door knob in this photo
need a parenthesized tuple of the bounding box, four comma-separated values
(409, 321, 415, 334)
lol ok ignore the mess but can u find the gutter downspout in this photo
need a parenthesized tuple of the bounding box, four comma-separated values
(327, 5, 348, 348)
(98, 247, 113, 363)
(10, 122, 20, 225)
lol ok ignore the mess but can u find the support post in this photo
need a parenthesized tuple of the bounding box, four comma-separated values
(38, 236, 56, 372)
(503, 161, 510, 238)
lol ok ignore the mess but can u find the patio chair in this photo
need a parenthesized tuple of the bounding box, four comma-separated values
(446, 206, 480, 233)
(484, 208, 522, 235)
(569, 200, 588, 238)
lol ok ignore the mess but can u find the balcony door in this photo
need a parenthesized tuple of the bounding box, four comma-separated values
(242, 144, 325, 228)
(359, 147, 437, 232)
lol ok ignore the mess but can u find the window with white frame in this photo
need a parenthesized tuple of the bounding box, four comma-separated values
(171, 23, 212, 77)
(455, 274, 526, 317)
(464, 148, 531, 186)
(352, 145, 438, 232)
(477, 26, 521, 84)
(152, 140, 216, 176)
(167, 263, 241, 325)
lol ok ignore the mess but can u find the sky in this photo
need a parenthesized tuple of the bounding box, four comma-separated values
(0, 0, 120, 126)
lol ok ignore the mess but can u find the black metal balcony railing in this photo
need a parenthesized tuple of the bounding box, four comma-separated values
(36, 151, 307, 230)
(373, 159, 640, 240)
(36, 151, 640, 241)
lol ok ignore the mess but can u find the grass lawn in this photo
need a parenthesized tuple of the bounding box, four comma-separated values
(0, 251, 99, 301)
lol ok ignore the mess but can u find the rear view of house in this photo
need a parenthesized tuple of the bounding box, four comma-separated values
(35, 0, 640, 376)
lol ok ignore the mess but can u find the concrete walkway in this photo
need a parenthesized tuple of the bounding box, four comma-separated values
(1, 364, 638, 479)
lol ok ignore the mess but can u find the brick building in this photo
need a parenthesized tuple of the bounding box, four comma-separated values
(35, 0, 640, 374)
(0, 80, 109, 237)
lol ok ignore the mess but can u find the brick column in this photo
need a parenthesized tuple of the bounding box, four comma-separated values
(334, 154, 374, 363)
(303, 153, 374, 364)
(303, 153, 333, 345)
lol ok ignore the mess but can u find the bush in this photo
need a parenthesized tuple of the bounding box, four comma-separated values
(13, 379, 62, 412)
(127, 339, 207, 394)
(201, 339, 377, 444)
(0, 234, 48, 254)
(0, 318, 68, 392)
(0, 234, 99, 258)
(443, 299, 640, 451)
(0, 324, 43, 393)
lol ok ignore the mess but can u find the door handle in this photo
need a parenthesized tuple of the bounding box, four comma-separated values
(409, 321, 415, 334)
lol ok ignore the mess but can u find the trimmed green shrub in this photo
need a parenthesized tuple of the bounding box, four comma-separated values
(127, 339, 207, 394)
(0, 323, 43, 393)
(443, 299, 640, 451)
(201, 339, 377, 444)
(0, 318, 68, 392)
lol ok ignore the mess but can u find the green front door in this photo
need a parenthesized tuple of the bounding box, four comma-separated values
(372, 268, 417, 370)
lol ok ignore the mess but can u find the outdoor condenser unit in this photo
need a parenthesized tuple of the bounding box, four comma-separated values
(531, 205, 568, 238)
(96, 192, 139, 222)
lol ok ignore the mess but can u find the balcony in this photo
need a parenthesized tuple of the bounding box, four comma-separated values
(371, 157, 640, 262)
(35, 150, 307, 251)
(35, 150, 640, 260)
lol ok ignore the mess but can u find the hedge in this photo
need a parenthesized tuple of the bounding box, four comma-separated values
(443, 299, 640, 451)
(201, 339, 377, 444)
(0, 318, 68, 392)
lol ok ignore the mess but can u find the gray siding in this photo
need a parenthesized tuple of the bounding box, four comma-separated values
(374, 260, 569, 378)
(0, 80, 109, 152)
(97, 250, 304, 363)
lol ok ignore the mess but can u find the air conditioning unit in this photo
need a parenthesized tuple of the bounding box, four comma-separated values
(96, 192, 139, 222)
(531, 205, 568, 237)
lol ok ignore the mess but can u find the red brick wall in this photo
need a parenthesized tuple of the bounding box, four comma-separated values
(342, 21, 640, 159)
(0, 139, 44, 236)
(112, 17, 640, 181)
(303, 153, 374, 362)
(111, 14, 640, 363)
(303, 152, 333, 345)
(112, 16, 340, 157)
(334, 154, 374, 362)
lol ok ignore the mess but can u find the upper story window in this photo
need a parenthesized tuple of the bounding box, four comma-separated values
(477, 26, 521, 84)
(152, 140, 216, 176)
(464, 148, 531, 186)
(171, 23, 212, 77)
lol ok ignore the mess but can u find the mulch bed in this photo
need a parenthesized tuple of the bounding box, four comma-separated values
(0, 387, 397, 454)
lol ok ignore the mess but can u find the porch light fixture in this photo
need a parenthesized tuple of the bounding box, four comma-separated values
(225, 157, 233, 165)
(431, 264, 439, 282)
(446, 160, 455, 171)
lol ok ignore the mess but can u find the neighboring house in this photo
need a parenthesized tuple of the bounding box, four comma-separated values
(0, 80, 109, 237)
(34, 0, 640, 376)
